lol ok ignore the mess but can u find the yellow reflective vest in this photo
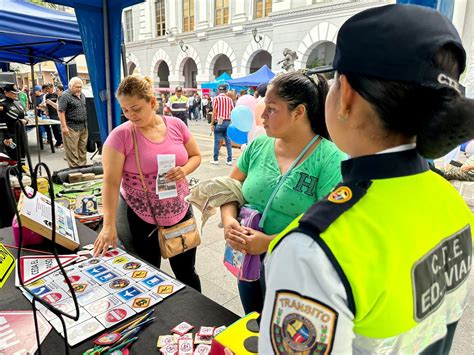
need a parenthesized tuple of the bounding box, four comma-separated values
(268, 149, 473, 351)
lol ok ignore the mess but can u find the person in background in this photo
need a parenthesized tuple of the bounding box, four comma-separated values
(193, 93, 202, 120)
(226, 90, 237, 104)
(256, 83, 268, 101)
(210, 84, 234, 166)
(93, 75, 202, 291)
(202, 93, 210, 121)
(187, 92, 195, 121)
(43, 83, 63, 148)
(58, 77, 88, 167)
(259, 5, 474, 353)
(0, 83, 27, 163)
(56, 84, 64, 98)
(18, 87, 28, 110)
(221, 71, 345, 314)
(168, 86, 189, 125)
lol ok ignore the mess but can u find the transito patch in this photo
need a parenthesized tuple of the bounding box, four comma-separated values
(328, 186, 352, 204)
(271, 290, 338, 354)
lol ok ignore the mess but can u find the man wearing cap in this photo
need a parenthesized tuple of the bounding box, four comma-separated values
(259, 4, 473, 354)
(0, 83, 27, 162)
(168, 86, 189, 125)
(210, 84, 234, 166)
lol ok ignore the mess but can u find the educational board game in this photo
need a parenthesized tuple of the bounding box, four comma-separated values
(19, 248, 185, 346)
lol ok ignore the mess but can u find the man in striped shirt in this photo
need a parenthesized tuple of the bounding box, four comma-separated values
(210, 84, 234, 166)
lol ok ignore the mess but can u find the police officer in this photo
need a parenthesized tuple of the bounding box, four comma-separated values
(258, 5, 474, 354)
(0, 82, 27, 163)
(168, 86, 189, 126)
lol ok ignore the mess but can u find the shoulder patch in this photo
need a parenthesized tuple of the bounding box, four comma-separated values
(271, 290, 338, 355)
(300, 180, 371, 233)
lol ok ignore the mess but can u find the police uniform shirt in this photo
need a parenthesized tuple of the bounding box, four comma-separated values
(259, 230, 354, 354)
(259, 144, 473, 354)
(0, 97, 25, 138)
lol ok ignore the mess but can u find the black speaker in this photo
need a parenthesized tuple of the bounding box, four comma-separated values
(67, 63, 78, 80)
(85, 97, 102, 153)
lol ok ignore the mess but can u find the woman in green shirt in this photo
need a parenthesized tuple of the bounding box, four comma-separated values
(221, 71, 345, 314)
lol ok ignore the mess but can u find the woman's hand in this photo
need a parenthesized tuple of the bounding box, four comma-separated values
(229, 227, 273, 255)
(93, 226, 118, 257)
(223, 216, 248, 252)
(165, 166, 187, 182)
(461, 164, 474, 172)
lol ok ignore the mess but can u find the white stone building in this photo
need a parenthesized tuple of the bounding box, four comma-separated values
(124, 0, 474, 95)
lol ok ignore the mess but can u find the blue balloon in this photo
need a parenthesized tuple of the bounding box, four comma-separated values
(231, 105, 254, 132)
(227, 124, 248, 145)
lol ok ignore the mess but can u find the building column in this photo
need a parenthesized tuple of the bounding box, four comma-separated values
(196, 0, 210, 30)
(137, 2, 152, 40)
(167, 0, 178, 34)
(231, 0, 247, 23)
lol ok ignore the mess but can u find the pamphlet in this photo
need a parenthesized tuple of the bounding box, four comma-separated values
(156, 154, 177, 200)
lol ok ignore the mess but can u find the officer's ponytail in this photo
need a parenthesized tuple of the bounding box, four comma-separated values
(343, 44, 474, 159)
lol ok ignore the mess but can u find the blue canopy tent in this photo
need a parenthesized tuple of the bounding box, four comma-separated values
(201, 72, 232, 89)
(227, 65, 275, 87)
(49, 0, 144, 143)
(0, 0, 82, 65)
(0, 0, 83, 163)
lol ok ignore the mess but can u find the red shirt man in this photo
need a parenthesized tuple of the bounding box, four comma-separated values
(210, 84, 234, 166)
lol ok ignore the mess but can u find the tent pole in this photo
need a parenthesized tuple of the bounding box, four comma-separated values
(30, 60, 42, 167)
(121, 43, 128, 78)
(103, 0, 113, 134)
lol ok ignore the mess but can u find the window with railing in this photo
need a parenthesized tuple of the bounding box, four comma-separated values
(215, 0, 229, 26)
(155, 0, 166, 37)
(255, 0, 272, 19)
(124, 9, 133, 42)
(183, 0, 195, 32)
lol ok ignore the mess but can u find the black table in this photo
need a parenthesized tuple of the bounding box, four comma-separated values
(0, 224, 239, 353)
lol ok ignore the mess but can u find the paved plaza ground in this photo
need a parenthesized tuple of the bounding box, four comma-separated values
(24, 119, 473, 353)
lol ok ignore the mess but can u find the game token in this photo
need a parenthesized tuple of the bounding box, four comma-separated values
(171, 321, 194, 336)
(160, 343, 178, 355)
(178, 337, 193, 354)
(157, 335, 176, 348)
(213, 326, 226, 337)
(197, 326, 214, 337)
(194, 334, 212, 345)
(193, 344, 211, 355)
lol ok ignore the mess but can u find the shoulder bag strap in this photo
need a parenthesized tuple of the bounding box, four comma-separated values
(131, 125, 161, 235)
(258, 134, 320, 228)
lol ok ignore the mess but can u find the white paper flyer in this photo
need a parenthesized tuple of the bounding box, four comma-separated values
(156, 154, 177, 199)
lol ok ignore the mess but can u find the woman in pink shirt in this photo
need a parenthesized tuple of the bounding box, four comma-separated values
(93, 75, 202, 291)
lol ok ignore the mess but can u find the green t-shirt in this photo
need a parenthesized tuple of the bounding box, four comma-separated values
(237, 135, 345, 235)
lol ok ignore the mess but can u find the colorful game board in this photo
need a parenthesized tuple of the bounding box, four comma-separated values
(19, 248, 185, 346)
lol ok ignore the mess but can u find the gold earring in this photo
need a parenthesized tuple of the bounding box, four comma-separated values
(338, 109, 350, 121)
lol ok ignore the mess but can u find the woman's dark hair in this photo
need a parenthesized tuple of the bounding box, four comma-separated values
(269, 71, 329, 139)
(341, 44, 474, 159)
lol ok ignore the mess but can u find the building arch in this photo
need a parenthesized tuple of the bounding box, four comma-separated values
(241, 34, 273, 75)
(149, 48, 174, 78)
(174, 44, 202, 79)
(204, 40, 237, 78)
(294, 21, 339, 70)
(126, 52, 141, 75)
